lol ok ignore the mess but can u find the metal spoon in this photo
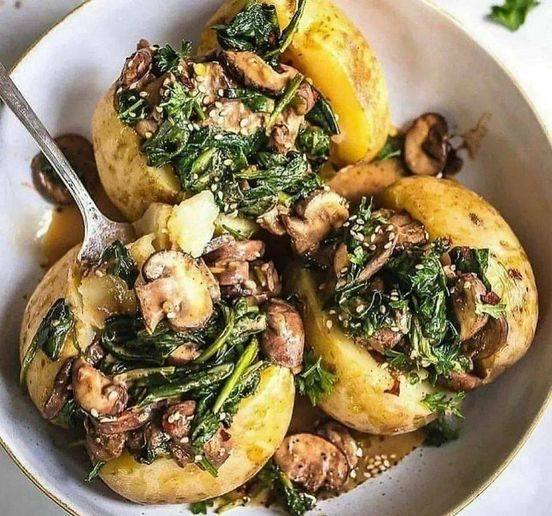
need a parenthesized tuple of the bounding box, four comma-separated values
(0, 61, 135, 264)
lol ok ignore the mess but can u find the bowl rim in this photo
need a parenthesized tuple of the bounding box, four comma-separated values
(1, 0, 550, 514)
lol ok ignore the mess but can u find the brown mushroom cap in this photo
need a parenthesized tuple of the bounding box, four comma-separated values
(451, 273, 489, 341)
(283, 190, 349, 255)
(71, 358, 127, 417)
(96, 404, 157, 435)
(404, 113, 450, 176)
(85, 419, 126, 462)
(261, 299, 305, 374)
(161, 401, 196, 440)
(274, 433, 349, 492)
(136, 250, 215, 333)
(203, 426, 233, 468)
(466, 315, 509, 377)
(31, 134, 98, 205)
(43, 358, 74, 420)
(166, 343, 200, 365)
(119, 39, 154, 89)
(219, 50, 296, 95)
(316, 421, 359, 469)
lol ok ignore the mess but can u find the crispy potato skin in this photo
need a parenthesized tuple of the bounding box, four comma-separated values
(292, 267, 437, 435)
(20, 245, 295, 502)
(100, 365, 294, 503)
(198, 0, 391, 165)
(92, 86, 182, 221)
(379, 177, 538, 385)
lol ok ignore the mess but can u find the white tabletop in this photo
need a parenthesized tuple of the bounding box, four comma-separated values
(0, 1, 550, 514)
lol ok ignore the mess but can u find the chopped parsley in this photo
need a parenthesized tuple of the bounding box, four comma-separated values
(295, 350, 336, 406)
(489, 0, 539, 31)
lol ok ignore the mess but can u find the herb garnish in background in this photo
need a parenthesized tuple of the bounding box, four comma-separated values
(489, 0, 539, 31)
(295, 349, 336, 406)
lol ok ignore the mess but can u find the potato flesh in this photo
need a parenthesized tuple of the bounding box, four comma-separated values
(100, 365, 294, 503)
(293, 267, 437, 435)
(379, 177, 538, 384)
(92, 86, 182, 221)
(197, 0, 391, 165)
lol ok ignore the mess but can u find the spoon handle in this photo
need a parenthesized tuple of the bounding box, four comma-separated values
(0, 61, 103, 231)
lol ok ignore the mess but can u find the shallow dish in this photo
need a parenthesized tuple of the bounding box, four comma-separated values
(0, 0, 550, 514)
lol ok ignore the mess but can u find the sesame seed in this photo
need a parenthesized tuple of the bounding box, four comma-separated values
(223, 158, 233, 166)
(383, 459, 391, 467)
(214, 133, 223, 140)
(350, 469, 357, 479)
(356, 305, 365, 313)
(144, 131, 153, 139)
(415, 263, 424, 270)
(369, 244, 376, 251)
(355, 447, 363, 457)
(214, 101, 223, 109)
(197, 85, 207, 93)
(384, 241, 393, 249)
(211, 184, 218, 191)
(155, 106, 163, 113)
(364, 472, 372, 478)
(389, 232, 396, 240)
(218, 88, 225, 96)
(240, 118, 249, 128)
(181, 437, 189, 443)
(326, 319, 333, 329)
(194, 455, 203, 462)
(90, 409, 99, 418)
(390, 454, 397, 459)
(139, 90, 148, 98)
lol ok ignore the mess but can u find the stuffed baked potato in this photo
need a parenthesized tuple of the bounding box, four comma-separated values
(20, 192, 299, 504)
(291, 176, 538, 433)
(92, 0, 390, 221)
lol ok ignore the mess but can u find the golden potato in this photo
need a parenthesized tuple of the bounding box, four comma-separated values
(21, 231, 295, 502)
(100, 365, 294, 503)
(92, 86, 182, 221)
(379, 177, 538, 384)
(292, 267, 438, 435)
(199, 0, 391, 165)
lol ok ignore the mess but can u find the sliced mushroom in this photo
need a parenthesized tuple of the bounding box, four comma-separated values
(282, 191, 349, 255)
(292, 82, 319, 116)
(198, 259, 221, 303)
(261, 299, 305, 374)
(170, 441, 193, 468)
(96, 404, 156, 434)
(31, 134, 97, 205)
(270, 109, 304, 154)
(84, 338, 106, 367)
(43, 358, 74, 420)
(404, 113, 450, 176)
(274, 433, 349, 492)
(203, 426, 233, 467)
(219, 51, 296, 95)
(447, 371, 482, 392)
(143, 423, 171, 463)
(72, 358, 127, 417)
(220, 259, 282, 304)
(316, 421, 359, 469)
(136, 250, 214, 333)
(451, 273, 489, 341)
(119, 39, 154, 90)
(161, 401, 196, 440)
(465, 316, 509, 371)
(358, 327, 402, 355)
(192, 61, 232, 105)
(202, 234, 235, 255)
(126, 427, 145, 453)
(135, 118, 159, 139)
(167, 343, 200, 365)
(333, 243, 350, 278)
(212, 260, 250, 286)
(374, 209, 428, 250)
(257, 205, 288, 236)
(203, 99, 266, 136)
(85, 419, 126, 463)
(203, 238, 265, 263)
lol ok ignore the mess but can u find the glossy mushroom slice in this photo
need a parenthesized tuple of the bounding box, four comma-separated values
(283, 190, 349, 255)
(219, 50, 296, 95)
(261, 299, 305, 374)
(274, 433, 349, 492)
(85, 419, 127, 462)
(404, 113, 450, 176)
(161, 401, 196, 441)
(43, 358, 74, 420)
(315, 421, 360, 469)
(96, 404, 157, 434)
(71, 358, 128, 417)
(451, 273, 489, 341)
(374, 209, 428, 250)
(135, 250, 215, 333)
(118, 39, 155, 90)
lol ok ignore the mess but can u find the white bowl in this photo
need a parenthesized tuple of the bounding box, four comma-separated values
(0, 0, 550, 514)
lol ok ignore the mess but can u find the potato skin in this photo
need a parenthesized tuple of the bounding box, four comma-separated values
(92, 86, 182, 221)
(20, 247, 81, 419)
(20, 245, 295, 502)
(198, 0, 391, 165)
(292, 267, 437, 435)
(100, 365, 294, 503)
(379, 177, 538, 385)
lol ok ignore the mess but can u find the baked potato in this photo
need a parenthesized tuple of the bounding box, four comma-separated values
(379, 177, 538, 385)
(291, 176, 537, 433)
(198, 0, 391, 165)
(20, 192, 296, 504)
(292, 266, 438, 434)
(92, 86, 182, 221)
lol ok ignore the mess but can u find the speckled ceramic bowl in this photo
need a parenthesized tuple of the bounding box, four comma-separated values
(0, 0, 550, 514)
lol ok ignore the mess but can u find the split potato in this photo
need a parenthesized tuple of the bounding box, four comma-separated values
(20, 194, 295, 502)
(379, 177, 538, 385)
(92, 86, 182, 221)
(292, 267, 438, 435)
(100, 365, 294, 504)
(198, 0, 391, 165)
(291, 176, 538, 433)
